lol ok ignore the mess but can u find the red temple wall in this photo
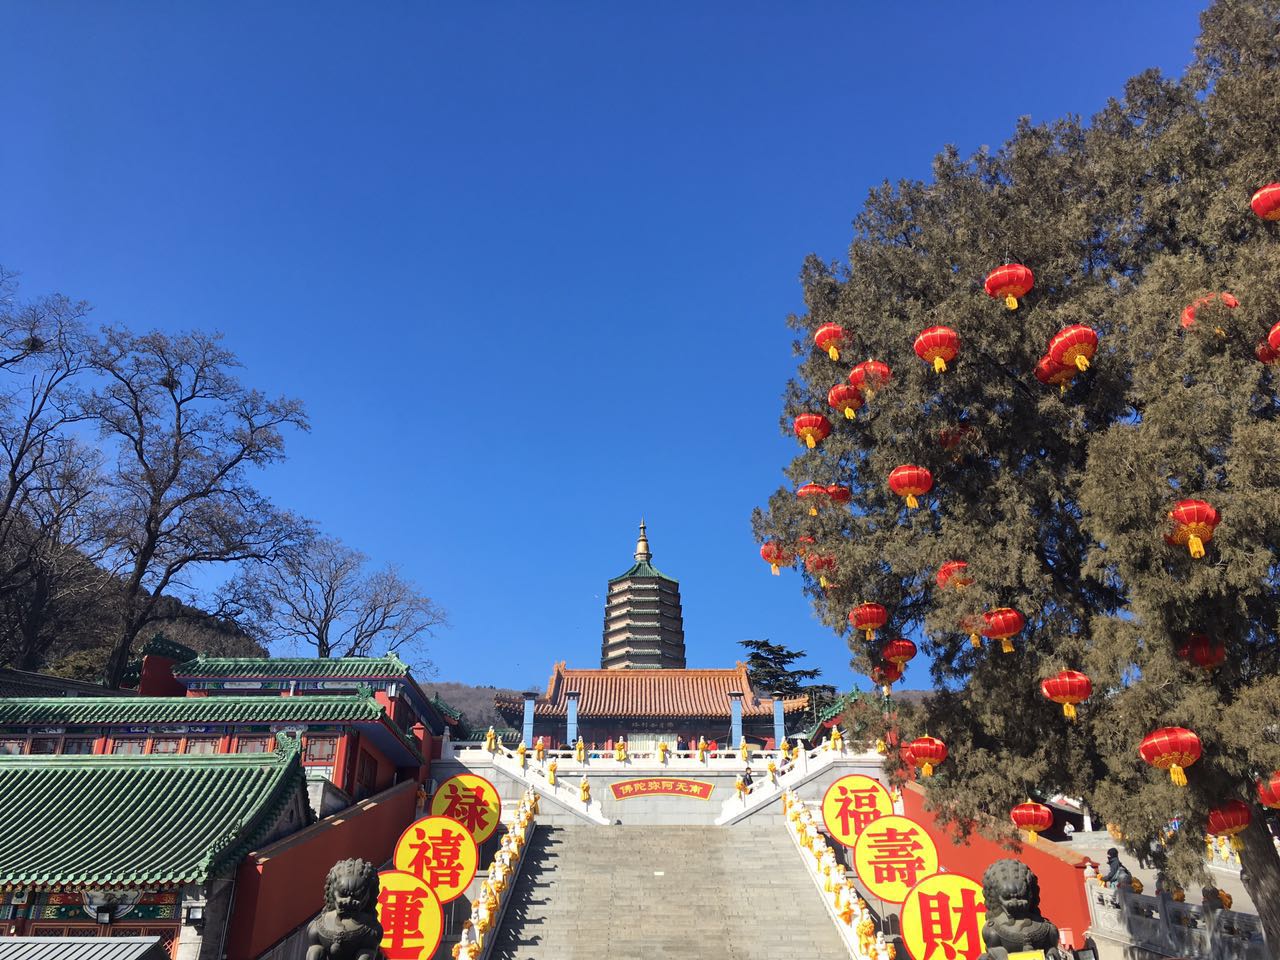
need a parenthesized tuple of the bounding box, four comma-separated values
(224, 779, 418, 960)
(901, 786, 1093, 949)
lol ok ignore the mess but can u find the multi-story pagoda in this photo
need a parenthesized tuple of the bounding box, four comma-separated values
(601, 521, 686, 670)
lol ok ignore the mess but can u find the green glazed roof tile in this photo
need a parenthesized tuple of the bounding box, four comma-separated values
(607, 560, 678, 584)
(172, 654, 411, 680)
(0, 744, 310, 888)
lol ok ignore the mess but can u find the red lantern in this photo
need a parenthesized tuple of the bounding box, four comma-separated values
(888, 464, 933, 510)
(826, 484, 852, 507)
(1207, 800, 1251, 851)
(850, 602, 888, 642)
(827, 383, 864, 420)
(1177, 633, 1226, 672)
(1040, 669, 1092, 720)
(1269, 321, 1280, 354)
(908, 736, 947, 777)
(1180, 292, 1239, 330)
(869, 661, 903, 695)
(914, 326, 960, 374)
(797, 482, 829, 516)
(1166, 499, 1220, 559)
(985, 263, 1034, 310)
(759, 541, 793, 576)
(1257, 772, 1280, 809)
(794, 535, 815, 557)
(815, 323, 846, 361)
(1048, 325, 1099, 373)
(883, 638, 917, 670)
(1251, 183, 1280, 221)
(1138, 726, 1201, 787)
(1011, 802, 1054, 842)
(1255, 340, 1279, 365)
(1035, 354, 1076, 393)
(980, 607, 1025, 654)
(793, 413, 832, 449)
(850, 360, 892, 398)
(805, 552, 837, 588)
(936, 560, 973, 590)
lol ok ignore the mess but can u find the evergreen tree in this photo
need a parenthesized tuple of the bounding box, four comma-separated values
(755, 2, 1280, 942)
(738, 638, 822, 697)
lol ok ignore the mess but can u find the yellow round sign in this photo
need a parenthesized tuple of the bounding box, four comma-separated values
(822, 774, 894, 848)
(900, 872, 987, 960)
(393, 815, 479, 904)
(430, 773, 502, 844)
(375, 869, 443, 960)
(852, 814, 939, 904)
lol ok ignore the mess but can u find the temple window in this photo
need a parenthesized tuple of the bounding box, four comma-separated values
(0, 739, 25, 755)
(303, 735, 337, 764)
(184, 737, 219, 754)
(61, 737, 95, 755)
(28, 737, 59, 755)
(235, 735, 273, 754)
(111, 738, 146, 755)
(150, 737, 181, 754)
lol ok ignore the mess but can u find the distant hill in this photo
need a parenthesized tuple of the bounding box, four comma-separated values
(421, 680, 524, 730)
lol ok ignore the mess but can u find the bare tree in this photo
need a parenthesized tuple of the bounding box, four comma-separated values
(226, 535, 444, 668)
(85, 328, 309, 687)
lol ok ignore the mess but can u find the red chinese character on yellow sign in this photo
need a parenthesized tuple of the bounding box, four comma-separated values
(430, 773, 502, 844)
(822, 774, 893, 848)
(900, 873, 987, 960)
(376, 870, 443, 960)
(853, 814, 939, 904)
(393, 815, 479, 904)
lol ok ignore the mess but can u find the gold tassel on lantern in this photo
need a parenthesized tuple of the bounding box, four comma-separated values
(970, 633, 981, 648)
(1169, 764, 1187, 787)
(906, 494, 919, 509)
(827, 345, 840, 361)
(921, 762, 934, 777)
(770, 563, 780, 575)
(1001, 638, 1014, 654)
(1074, 354, 1089, 371)
(1005, 295, 1018, 310)
(933, 357, 947, 374)
(805, 435, 816, 449)
(843, 407, 856, 420)
(1187, 536, 1204, 559)
(1063, 703, 1077, 720)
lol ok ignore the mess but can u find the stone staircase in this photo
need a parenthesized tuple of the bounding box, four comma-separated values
(488, 824, 850, 959)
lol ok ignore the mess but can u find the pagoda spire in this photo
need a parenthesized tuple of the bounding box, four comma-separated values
(634, 519, 651, 562)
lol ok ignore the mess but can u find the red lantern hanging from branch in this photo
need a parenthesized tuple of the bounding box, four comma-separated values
(797, 482, 829, 516)
(1251, 183, 1280, 221)
(1139, 726, 1201, 787)
(1207, 800, 1251, 851)
(985, 264, 1034, 310)
(1011, 802, 1054, 843)
(759, 541, 793, 576)
(1035, 354, 1076, 393)
(908, 736, 948, 777)
(827, 383, 864, 420)
(1269, 321, 1280, 354)
(914, 326, 960, 374)
(1040, 670, 1092, 720)
(1180, 292, 1239, 330)
(850, 602, 888, 642)
(936, 560, 973, 590)
(980, 607, 1025, 654)
(1255, 340, 1279, 365)
(814, 323, 846, 361)
(805, 552, 837, 588)
(1048, 325, 1099, 372)
(869, 662, 903, 696)
(825, 484, 852, 507)
(1166, 499, 1220, 559)
(1177, 633, 1226, 672)
(1257, 772, 1280, 809)
(883, 638, 917, 670)
(888, 464, 933, 509)
(850, 360, 892, 398)
(793, 413, 832, 449)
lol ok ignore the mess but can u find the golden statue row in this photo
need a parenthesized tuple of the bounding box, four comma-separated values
(485, 727, 814, 766)
(452, 788, 539, 960)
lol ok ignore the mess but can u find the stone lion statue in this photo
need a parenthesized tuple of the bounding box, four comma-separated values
(979, 859, 1063, 960)
(306, 859, 384, 960)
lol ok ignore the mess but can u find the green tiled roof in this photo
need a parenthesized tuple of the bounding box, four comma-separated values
(0, 695, 423, 761)
(120, 634, 201, 686)
(802, 690, 862, 741)
(608, 560, 677, 583)
(0, 743, 311, 888)
(428, 693, 462, 721)
(172, 654, 411, 680)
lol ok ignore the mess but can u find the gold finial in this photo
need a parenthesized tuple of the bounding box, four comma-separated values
(634, 519, 651, 562)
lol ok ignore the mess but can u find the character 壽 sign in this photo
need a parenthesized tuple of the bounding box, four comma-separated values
(393, 815, 479, 903)
(822, 774, 893, 847)
(430, 773, 502, 844)
(853, 814, 939, 904)
(900, 872, 987, 960)
(375, 869, 443, 960)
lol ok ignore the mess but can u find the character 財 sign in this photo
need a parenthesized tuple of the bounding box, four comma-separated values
(852, 814, 939, 903)
(375, 869, 443, 960)
(900, 873, 987, 960)
(393, 815, 479, 903)
(610, 778, 714, 800)
(430, 773, 502, 844)
(822, 774, 893, 847)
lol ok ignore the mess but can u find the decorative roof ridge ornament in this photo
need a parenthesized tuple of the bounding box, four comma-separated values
(635, 518, 651, 562)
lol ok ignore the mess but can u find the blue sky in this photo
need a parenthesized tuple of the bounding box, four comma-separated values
(1, 3, 1204, 691)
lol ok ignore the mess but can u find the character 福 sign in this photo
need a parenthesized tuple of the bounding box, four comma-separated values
(430, 773, 502, 844)
(610, 778, 714, 800)
(375, 869, 443, 960)
(900, 872, 987, 960)
(822, 774, 893, 847)
(393, 815, 479, 904)
(852, 814, 939, 904)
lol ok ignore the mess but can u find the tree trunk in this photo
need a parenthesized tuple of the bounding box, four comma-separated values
(1238, 812, 1280, 959)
